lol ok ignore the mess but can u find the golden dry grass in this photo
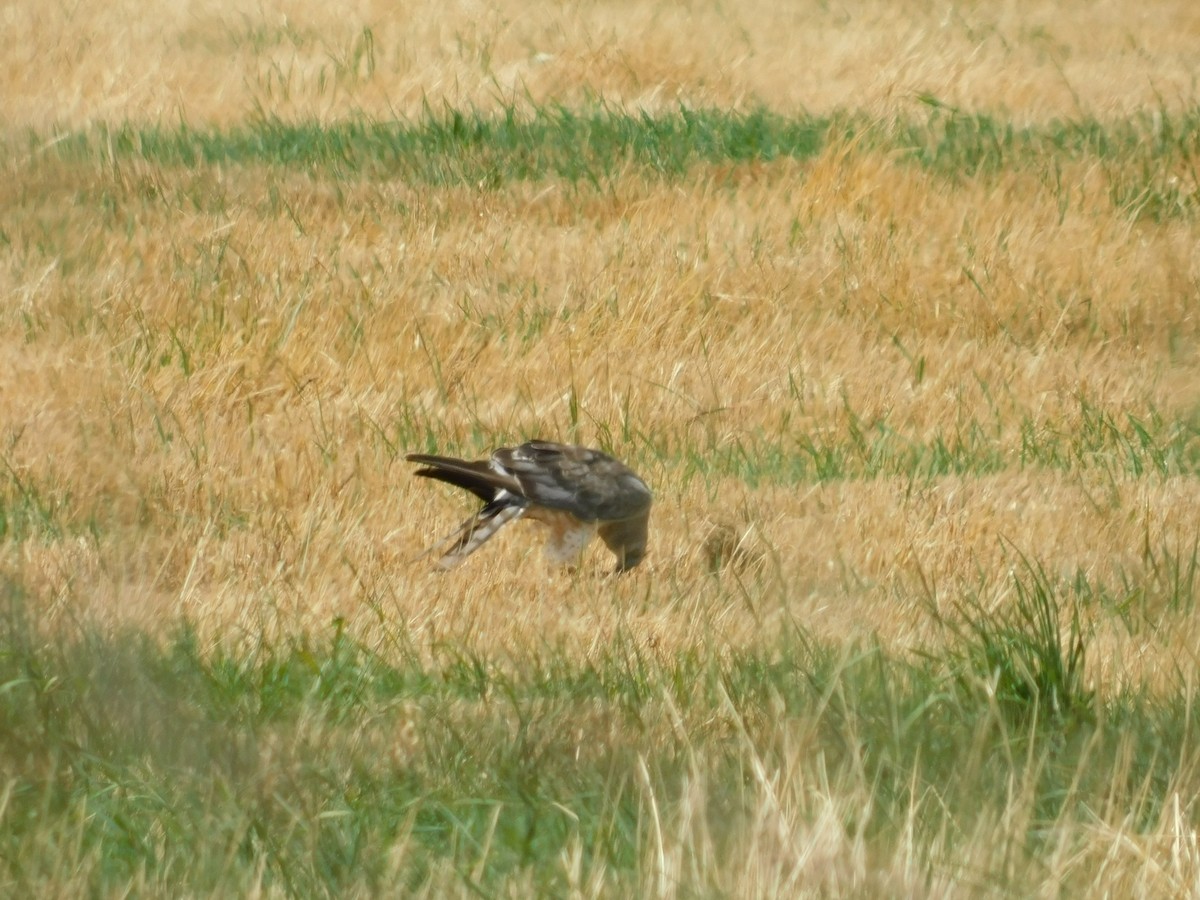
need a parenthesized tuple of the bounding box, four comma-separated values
(3, 0, 1200, 893)
(4, 0, 1200, 129)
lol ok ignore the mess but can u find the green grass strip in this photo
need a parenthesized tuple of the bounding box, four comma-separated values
(16, 102, 1200, 214)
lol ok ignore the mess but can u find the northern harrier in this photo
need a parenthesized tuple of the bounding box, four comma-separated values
(406, 440, 652, 572)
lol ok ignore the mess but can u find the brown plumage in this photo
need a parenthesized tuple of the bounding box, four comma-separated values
(406, 440, 652, 572)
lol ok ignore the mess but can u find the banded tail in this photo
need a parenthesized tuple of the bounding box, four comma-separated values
(427, 503, 526, 569)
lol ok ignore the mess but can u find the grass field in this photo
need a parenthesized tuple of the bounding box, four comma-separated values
(3, 0, 1200, 895)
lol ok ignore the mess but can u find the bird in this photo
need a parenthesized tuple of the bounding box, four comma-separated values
(405, 440, 652, 572)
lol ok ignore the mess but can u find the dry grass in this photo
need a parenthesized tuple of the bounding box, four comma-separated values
(5, 0, 1200, 127)
(3, 0, 1200, 895)
(5, 144, 1198, 660)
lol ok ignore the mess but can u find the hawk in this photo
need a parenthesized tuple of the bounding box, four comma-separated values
(406, 440, 652, 572)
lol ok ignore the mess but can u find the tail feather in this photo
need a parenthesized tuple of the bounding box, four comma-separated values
(429, 503, 526, 569)
(406, 453, 518, 503)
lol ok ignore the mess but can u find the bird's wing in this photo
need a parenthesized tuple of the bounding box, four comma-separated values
(493, 441, 652, 522)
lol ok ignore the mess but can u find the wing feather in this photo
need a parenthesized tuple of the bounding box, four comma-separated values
(494, 442, 652, 522)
